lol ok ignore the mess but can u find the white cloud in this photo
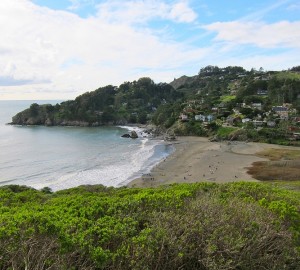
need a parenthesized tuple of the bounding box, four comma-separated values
(169, 1, 197, 23)
(67, 0, 95, 11)
(96, 0, 197, 25)
(1, 0, 299, 100)
(204, 21, 300, 49)
(0, 0, 203, 99)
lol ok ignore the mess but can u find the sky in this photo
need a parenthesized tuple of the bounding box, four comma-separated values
(0, 0, 299, 100)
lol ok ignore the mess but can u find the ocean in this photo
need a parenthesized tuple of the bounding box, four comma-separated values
(0, 100, 173, 191)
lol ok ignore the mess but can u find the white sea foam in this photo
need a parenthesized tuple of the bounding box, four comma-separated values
(46, 138, 166, 191)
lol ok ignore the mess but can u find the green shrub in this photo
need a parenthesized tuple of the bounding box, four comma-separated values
(0, 182, 299, 269)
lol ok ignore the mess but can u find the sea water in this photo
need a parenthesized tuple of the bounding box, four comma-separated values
(0, 100, 173, 191)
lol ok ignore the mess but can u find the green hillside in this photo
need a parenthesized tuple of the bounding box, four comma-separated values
(0, 182, 299, 269)
(10, 65, 300, 145)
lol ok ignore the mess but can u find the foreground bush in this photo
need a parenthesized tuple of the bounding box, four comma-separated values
(0, 182, 299, 269)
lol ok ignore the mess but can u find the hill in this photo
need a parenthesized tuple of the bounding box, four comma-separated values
(10, 65, 300, 145)
(10, 78, 183, 127)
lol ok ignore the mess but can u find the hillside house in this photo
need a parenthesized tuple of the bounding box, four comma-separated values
(253, 120, 264, 127)
(252, 103, 262, 110)
(257, 89, 268, 95)
(195, 115, 206, 121)
(207, 115, 214, 122)
(272, 106, 289, 120)
(242, 118, 251, 123)
(180, 114, 188, 121)
(195, 114, 214, 122)
(267, 121, 276, 127)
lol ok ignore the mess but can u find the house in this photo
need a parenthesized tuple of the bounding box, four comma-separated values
(253, 120, 264, 127)
(242, 118, 251, 123)
(267, 121, 276, 127)
(207, 115, 214, 122)
(252, 103, 262, 110)
(272, 106, 289, 119)
(180, 114, 188, 121)
(95, 111, 103, 116)
(195, 114, 206, 121)
(257, 89, 268, 95)
(195, 114, 214, 122)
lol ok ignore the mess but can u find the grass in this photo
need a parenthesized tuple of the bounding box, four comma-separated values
(219, 95, 236, 102)
(267, 180, 300, 192)
(247, 148, 300, 181)
(256, 148, 300, 161)
(275, 71, 300, 80)
(216, 126, 238, 138)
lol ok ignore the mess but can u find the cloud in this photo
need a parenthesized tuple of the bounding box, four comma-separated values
(204, 21, 300, 49)
(67, 0, 95, 11)
(96, 0, 197, 24)
(0, 75, 36, 86)
(0, 0, 299, 100)
(167, 1, 198, 23)
(0, 0, 204, 99)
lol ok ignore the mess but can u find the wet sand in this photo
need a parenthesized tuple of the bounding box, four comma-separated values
(127, 136, 284, 188)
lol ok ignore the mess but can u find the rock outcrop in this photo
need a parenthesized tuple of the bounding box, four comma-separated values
(130, 131, 138, 139)
(121, 134, 131, 138)
(121, 131, 139, 139)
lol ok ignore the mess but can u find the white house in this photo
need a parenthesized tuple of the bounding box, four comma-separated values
(195, 114, 206, 121)
(267, 121, 276, 127)
(180, 114, 188, 121)
(207, 115, 214, 122)
(252, 103, 262, 110)
(242, 118, 251, 123)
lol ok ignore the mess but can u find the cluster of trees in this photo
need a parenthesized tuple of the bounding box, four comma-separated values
(0, 182, 299, 269)
(12, 77, 183, 126)
(198, 65, 246, 76)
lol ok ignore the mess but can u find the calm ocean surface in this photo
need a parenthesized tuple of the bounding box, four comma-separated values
(0, 100, 173, 191)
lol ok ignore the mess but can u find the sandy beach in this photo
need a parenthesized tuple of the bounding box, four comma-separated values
(127, 136, 287, 188)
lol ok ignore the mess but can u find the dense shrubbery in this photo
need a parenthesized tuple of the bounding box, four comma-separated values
(0, 182, 299, 269)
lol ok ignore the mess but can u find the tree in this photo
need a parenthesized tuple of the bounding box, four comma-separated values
(138, 112, 147, 124)
(29, 103, 39, 117)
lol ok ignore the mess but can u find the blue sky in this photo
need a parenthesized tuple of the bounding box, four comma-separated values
(0, 0, 299, 99)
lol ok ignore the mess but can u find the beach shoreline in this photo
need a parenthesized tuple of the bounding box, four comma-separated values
(127, 136, 293, 188)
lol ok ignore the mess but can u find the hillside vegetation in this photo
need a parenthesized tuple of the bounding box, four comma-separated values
(0, 182, 300, 269)
(10, 65, 300, 145)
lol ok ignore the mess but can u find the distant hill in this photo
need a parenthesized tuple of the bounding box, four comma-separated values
(10, 65, 300, 145)
(169, 75, 198, 90)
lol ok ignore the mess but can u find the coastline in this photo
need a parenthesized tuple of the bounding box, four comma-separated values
(127, 136, 292, 188)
